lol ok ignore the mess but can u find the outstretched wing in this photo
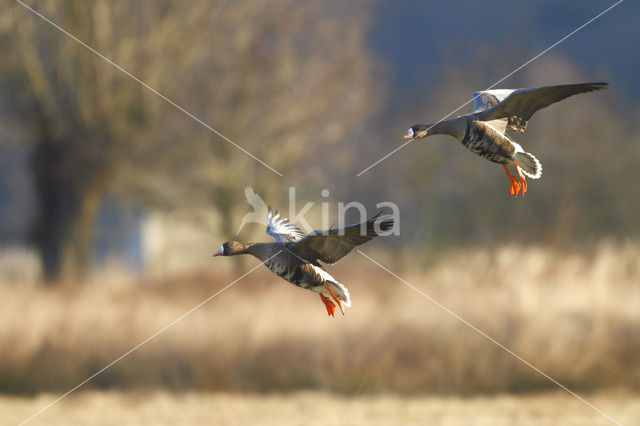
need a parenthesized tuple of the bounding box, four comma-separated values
(476, 82, 608, 132)
(471, 89, 515, 113)
(266, 207, 306, 242)
(289, 211, 394, 264)
(470, 90, 515, 134)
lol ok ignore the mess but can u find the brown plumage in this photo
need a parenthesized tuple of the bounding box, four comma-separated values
(403, 82, 608, 196)
(213, 209, 393, 316)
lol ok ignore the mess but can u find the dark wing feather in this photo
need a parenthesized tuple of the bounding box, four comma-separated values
(289, 211, 393, 264)
(476, 82, 608, 132)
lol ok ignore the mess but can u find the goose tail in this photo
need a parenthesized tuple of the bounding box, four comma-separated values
(319, 280, 351, 317)
(514, 151, 542, 179)
(327, 281, 351, 308)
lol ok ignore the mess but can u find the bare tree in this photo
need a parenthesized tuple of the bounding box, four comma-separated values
(0, 0, 378, 281)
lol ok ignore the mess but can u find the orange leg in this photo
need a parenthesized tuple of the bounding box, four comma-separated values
(324, 282, 346, 316)
(501, 164, 521, 196)
(514, 161, 527, 196)
(319, 293, 336, 317)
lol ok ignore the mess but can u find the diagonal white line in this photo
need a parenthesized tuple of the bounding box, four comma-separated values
(14, 0, 284, 177)
(19, 251, 281, 425)
(357, 250, 622, 425)
(356, 0, 624, 176)
(356, 136, 416, 176)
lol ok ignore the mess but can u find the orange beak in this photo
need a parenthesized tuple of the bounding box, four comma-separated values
(402, 133, 413, 140)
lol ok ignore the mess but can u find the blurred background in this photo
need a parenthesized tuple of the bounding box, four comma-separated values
(1, 0, 639, 424)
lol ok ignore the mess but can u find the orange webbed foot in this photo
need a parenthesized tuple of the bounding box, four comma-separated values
(324, 283, 345, 316)
(514, 162, 528, 196)
(520, 178, 527, 195)
(502, 164, 521, 196)
(509, 179, 521, 196)
(319, 293, 336, 317)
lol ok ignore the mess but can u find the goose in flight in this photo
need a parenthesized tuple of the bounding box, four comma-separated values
(402, 82, 608, 196)
(214, 208, 393, 316)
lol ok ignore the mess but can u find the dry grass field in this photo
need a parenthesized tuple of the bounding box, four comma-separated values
(4, 390, 640, 425)
(1, 243, 639, 424)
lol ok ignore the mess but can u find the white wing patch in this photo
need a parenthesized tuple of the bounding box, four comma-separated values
(266, 207, 306, 242)
(484, 118, 508, 134)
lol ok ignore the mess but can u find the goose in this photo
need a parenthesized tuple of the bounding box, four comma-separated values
(213, 208, 393, 316)
(402, 82, 608, 196)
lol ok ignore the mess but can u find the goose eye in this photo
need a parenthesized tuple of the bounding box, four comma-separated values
(407, 128, 414, 137)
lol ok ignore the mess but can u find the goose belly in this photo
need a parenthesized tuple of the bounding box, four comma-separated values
(264, 256, 322, 290)
(461, 122, 514, 163)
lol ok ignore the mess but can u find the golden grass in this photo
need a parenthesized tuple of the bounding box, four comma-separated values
(1, 243, 639, 396)
(3, 390, 640, 425)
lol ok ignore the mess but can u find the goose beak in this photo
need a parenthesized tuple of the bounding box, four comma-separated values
(212, 246, 224, 257)
(402, 133, 413, 140)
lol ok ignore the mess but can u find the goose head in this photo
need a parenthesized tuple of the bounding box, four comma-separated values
(213, 241, 252, 257)
(402, 125, 430, 140)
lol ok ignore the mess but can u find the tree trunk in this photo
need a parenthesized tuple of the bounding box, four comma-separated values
(66, 189, 101, 278)
(30, 140, 101, 283)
